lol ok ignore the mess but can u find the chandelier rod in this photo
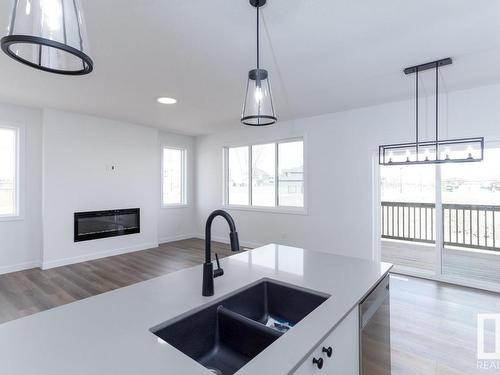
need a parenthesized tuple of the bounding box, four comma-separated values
(435, 64, 439, 159)
(416, 67, 419, 157)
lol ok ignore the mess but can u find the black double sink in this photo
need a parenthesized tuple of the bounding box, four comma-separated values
(151, 280, 330, 375)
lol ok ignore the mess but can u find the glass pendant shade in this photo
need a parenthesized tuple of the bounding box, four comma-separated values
(1, 0, 93, 75)
(241, 68, 277, 126)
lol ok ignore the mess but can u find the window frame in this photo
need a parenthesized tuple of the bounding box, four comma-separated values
(0, 123, 23, 221)
(161, 146, 188, 208)
(222, 137, 307, 215)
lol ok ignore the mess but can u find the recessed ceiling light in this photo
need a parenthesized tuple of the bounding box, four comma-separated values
(157, 97, 177, 105)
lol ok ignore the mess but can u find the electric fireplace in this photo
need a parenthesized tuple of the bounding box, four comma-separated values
(74, 208, 140, 242)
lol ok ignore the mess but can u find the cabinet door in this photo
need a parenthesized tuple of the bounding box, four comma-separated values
(293, 306, 359, 374)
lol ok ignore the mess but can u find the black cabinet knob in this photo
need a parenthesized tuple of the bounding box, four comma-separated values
(312, 357, 323, 369)
(322, 346, 333, 358)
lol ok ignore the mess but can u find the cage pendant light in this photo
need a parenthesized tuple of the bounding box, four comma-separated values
(1, 0, 93, 75)
(379, 58, 484, 165)
(241, 0, 277, 126)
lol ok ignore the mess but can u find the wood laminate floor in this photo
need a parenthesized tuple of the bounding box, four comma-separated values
(0, 238, 499, 374)
(389, 274, 500, 375)
(0, 238, 235, 324)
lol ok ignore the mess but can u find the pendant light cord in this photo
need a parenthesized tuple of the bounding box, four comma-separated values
(256, 3, 260, 71)
(262, 9, 293, 120)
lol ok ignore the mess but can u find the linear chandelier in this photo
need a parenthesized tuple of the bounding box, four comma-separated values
(241, 0, 277, 126)
(379, 58, 484, 165)
(1, 0, 93, 75)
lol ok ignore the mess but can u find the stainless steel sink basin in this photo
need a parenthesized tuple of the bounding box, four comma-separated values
(151, 280, 330, 375)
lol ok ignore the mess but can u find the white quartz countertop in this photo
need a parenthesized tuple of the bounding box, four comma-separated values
(0, 244, 392, 375)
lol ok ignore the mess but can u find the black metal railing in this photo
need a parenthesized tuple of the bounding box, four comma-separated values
(382, 201, 500, 251)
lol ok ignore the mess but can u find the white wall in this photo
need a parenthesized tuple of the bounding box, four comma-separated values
(41, 109, 161, 268)
(195, 83, 500, 260)
(0, 103, 42, 273)
(158, 131, 198, 242)
(0, 105, 198, 273)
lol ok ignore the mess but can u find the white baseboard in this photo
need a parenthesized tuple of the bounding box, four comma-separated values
(159, 233, 197, 244)
(0, 260, 41, 275)
(41, 242, 159, 270)
(9, 235, 259, 273)
(195, 234, 263, 249)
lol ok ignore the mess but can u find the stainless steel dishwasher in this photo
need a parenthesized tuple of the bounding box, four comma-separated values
(359, 274, 391, 375)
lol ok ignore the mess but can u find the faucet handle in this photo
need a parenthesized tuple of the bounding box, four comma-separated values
(213, 253, 224, 278)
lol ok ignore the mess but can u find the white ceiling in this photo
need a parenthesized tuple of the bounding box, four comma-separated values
(0, 0, 499, 135)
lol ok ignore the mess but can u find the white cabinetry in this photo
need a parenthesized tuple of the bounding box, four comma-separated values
(293, 306, 359, 374)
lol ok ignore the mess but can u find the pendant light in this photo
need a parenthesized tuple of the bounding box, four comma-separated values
(1, 0, 93, 75)
(241, 0, 277, 126)
(379, 58, 484, 165)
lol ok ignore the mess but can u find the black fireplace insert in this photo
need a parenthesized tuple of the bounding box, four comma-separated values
(74, 208, 140, 242)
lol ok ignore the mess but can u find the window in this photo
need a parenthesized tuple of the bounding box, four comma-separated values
(224, 139, 304, 210)
(228, 146, 249, 205)
(278, 141, 304, 207)
(0, 126, 19, 217)
(252, 143, 275, 207)
(162, 147, 186, 206)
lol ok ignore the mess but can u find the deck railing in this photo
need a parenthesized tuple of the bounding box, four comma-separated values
(381, 202, 435, 243)
(443, 204, 500, 251)
(381, 201, 500, 251)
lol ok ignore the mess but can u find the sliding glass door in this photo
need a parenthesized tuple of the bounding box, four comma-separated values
(380, 145, 500, 288)
(380, 164, 436, 275)
(441, 148, 500, 285)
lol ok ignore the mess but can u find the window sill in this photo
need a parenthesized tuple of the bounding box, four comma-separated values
(161, 204, 190, 209)
(0, 215, 24, 222)
(222, 205, 307, 216)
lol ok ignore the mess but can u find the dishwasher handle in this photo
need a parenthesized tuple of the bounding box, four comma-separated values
(360, 275, 390, 329)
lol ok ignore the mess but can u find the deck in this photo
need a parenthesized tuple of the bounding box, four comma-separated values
(382, 239, 500, 285)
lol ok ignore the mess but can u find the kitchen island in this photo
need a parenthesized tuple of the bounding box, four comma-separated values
(0, 244, 392, 374)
